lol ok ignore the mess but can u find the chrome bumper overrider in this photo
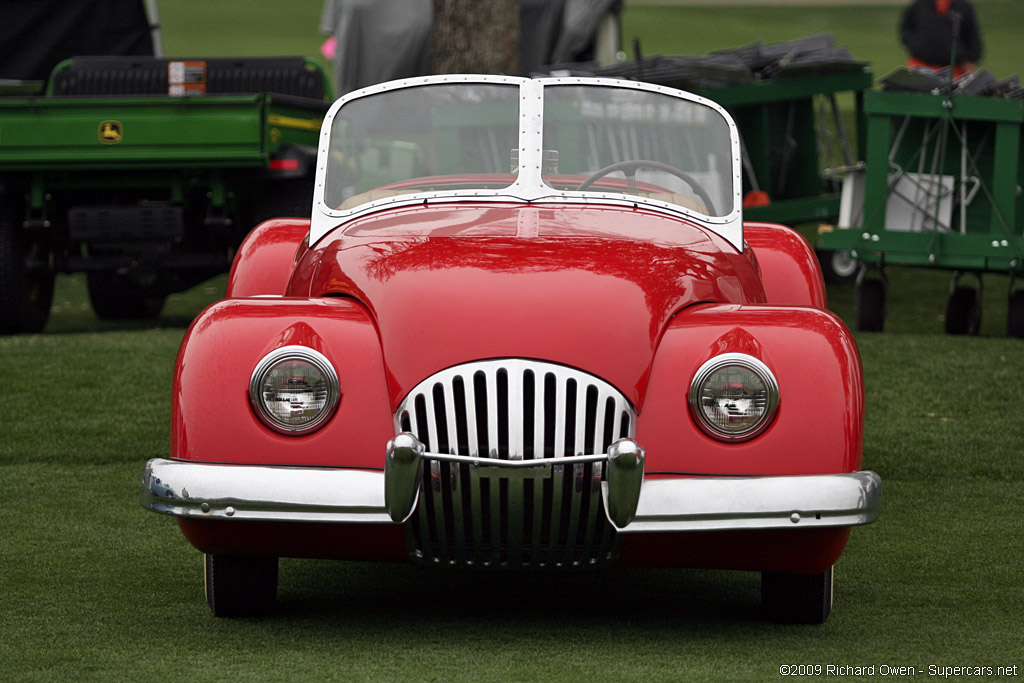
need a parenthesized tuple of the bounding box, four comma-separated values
(141, 434, 881, 532)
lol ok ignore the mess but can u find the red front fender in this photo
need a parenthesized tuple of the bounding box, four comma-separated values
(638, 303, 863, 476)
(171, 297, 392, 469)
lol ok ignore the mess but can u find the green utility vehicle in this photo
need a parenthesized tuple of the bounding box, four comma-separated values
(0, 56, 329, 333)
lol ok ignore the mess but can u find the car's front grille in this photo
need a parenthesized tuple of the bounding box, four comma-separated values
(395, 359, 636, 569)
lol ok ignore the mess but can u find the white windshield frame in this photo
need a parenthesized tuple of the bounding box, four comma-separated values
(310, 75, 744, 249)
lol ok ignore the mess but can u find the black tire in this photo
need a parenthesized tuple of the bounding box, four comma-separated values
(856, 278, 886, 332)
(762, 566, 833, 624)
(944, 286, 981, 336)
(816, 249, 859, 284)
(1009, 291, 1024, 339)
(86, 272, 167, 320)
(0, 201, 54, 334)
(204, 554, 279, 618)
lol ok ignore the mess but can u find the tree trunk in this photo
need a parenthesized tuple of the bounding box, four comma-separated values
(432, 0, 519, 75)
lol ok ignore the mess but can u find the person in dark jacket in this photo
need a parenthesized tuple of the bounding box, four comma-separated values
(899, 0, 983, 77)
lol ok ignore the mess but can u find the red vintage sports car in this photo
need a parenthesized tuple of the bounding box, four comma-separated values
(141, 75, 880, 623)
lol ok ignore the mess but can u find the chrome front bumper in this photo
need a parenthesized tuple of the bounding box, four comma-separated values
(141, 435, 881, 533)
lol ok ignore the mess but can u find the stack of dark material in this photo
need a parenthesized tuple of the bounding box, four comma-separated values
(539, 34, 868, 89)
(50, 56, 328, 101)
(879, 66, 1023, 99)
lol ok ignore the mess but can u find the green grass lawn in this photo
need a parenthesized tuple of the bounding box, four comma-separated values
(3, 320, 1021, 680)
(3, 2, 1024, 680)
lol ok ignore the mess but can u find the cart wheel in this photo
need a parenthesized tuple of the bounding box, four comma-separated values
(204, 554, 278, 617)
(762, 566, 833, 624)
(816, 249, 859, 283)
(945, 287, 981, 335)
(1008, 291, 1024, 338)
(0, 200, 55, 334)
(856, 279, 886, 332)
(86, 272, 167, 320)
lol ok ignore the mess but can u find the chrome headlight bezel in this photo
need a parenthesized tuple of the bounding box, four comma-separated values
(688, 353, 780, 442)
(249, 345, 340, 435)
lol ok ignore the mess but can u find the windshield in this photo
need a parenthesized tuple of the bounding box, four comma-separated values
(324, 83, 520, 210)
(541, 85, 735, 216)
(317, 77, 741, 244)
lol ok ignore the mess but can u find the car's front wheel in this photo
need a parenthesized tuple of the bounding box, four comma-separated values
(761, 566, 833, 624)
(204, 554, 278, 617)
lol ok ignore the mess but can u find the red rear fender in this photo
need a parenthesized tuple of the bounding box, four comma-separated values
(226, 219, 309, 297)
(744, 222, 826, 308)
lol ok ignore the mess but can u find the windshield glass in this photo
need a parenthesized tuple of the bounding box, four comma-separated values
(321, 79, 737, 221)
(541, 85, 735, 216)
(324, 83, 520, 210)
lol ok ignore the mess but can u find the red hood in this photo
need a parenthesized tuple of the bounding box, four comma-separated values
(296, 203, 764, 407)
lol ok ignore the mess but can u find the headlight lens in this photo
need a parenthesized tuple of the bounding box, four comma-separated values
(688, 353, 779, 441)
(249, 346, 340, 434)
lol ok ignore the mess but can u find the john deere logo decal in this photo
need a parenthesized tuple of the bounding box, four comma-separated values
(98, 120, 123, 144)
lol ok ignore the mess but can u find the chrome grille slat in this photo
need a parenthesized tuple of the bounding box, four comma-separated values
(545, 375, 567, 567)
(506, 367, 526, 566)
(440, 383, 467, 564)
(422, 388, 449, 565)
(462, 374, 486, 566)
(396, 359, 635, 569)
(563, 384, 587, 562)
(484, 370, 502, 563)
(530, 371, 546, 560)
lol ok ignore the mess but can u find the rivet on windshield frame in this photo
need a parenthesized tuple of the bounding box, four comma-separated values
(200, 503, 211, 513)
(790, 513, 801, 524)
(225, 507, 236, 517)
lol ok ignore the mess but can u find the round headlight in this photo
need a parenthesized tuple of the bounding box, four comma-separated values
(689, 353, 779, 441)
(249, 346, 340, 435)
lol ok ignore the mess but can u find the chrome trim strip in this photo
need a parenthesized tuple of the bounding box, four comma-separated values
(418, 451, 607, 468)
(140, 458, 393, 524)
(612, 471, 882, 533)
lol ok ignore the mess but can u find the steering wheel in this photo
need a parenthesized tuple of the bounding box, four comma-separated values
(575, 160, 718, 216)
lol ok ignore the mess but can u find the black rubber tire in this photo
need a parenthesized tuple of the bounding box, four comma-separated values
(0, 201, 54, 334)
(856, 278, 886, 332)
(1008, 291, 1024, 339)
(86, 272, 167, 320)
(762, 566, 833, 624)
(204, 554, 279, 618)
(816, 249, 859, 284)
(944, 286, 981, 336)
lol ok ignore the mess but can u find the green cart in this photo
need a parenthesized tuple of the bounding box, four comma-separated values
(0, 56, 329, 333)
(697, 70, 871, 227)
(817, 89, 1024, 336)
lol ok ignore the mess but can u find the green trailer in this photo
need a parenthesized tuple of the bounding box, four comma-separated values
(0, 56, 329, 333)
(817, 89, 1024, 336)
(696, 70, 871, 227)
